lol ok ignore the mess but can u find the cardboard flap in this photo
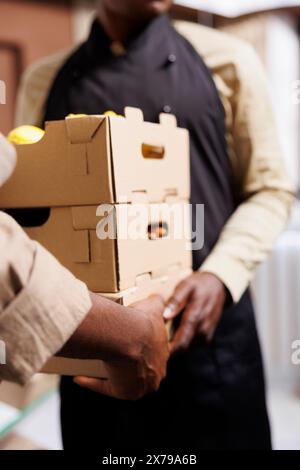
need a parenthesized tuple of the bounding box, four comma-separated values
(65, 115, 106, 144)
(159, 113, 177, 127)
(124, 107, 144, 123)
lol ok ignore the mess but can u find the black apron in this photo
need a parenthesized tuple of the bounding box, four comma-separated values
(44, 15, 271, 450)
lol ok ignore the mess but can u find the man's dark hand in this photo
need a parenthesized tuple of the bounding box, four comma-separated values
(73, 294, 170, 401)
(163, 272, 226, 354)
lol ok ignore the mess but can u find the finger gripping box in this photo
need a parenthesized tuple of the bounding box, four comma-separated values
(43, 266, 191, 379)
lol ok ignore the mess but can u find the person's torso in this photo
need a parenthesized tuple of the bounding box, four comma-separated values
(44, 15, 235, 269)
(47, 16, 266, 405)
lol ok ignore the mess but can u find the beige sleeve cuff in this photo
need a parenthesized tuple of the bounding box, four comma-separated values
(199, 252, 252, 304)
(0, 242, 91, 385)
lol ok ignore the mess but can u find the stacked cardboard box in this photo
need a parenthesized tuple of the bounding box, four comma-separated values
(0, 107, 192, 377)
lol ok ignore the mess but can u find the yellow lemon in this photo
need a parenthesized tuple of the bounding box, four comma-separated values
(104, 110, 123, 117)
(7, 125, 45, 145)
(67, 113, 87, 118)
(104, 110, 117, 116)
(67, 111, 123, 118)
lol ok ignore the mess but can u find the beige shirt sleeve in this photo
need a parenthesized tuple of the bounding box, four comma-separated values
(198, 43, 295, 301)
(0, 209, 91, 385)
(175, 21, 295, 302)
(15, 21, 296, 304)
(15, 49, 72, 128)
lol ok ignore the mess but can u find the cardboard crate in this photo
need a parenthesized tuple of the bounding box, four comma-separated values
(10, 202, 192, 292)
(0, 107, 190, 208)
(0, 107, 193, 378)
(42, 266, 191, 379)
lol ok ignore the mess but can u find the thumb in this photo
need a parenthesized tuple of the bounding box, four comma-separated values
(163, 281, 191, 320)
(131, 294, 165, 315)
(143, 294, 165, 312)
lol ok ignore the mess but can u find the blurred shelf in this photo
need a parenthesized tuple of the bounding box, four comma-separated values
(0, 374, 58, 440)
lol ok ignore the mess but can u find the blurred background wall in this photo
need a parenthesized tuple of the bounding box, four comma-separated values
(2, 1, 299, 184)
(0, 0, 75, 134)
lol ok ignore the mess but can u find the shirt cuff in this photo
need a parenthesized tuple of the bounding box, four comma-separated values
(199, 252, 252, 303)
(0, 242, 92, 384)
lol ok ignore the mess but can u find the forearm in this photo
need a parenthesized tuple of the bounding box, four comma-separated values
(58, 293, 136, 363)
(0, 212, 91, 384)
